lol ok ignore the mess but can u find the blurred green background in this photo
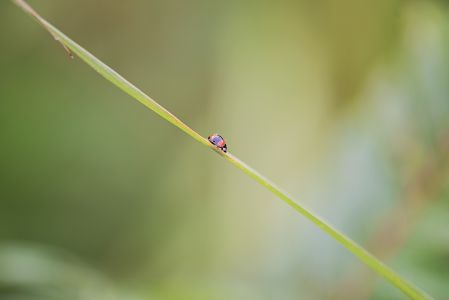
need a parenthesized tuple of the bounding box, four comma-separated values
(1, 1, 449, 299)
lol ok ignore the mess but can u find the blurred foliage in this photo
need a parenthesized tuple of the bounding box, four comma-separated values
(1, 0, 449, 299)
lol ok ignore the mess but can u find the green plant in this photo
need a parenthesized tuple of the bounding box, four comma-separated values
(11, 1, 433, 299)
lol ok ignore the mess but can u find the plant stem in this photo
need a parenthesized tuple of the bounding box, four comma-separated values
(12, 1, 433, 299)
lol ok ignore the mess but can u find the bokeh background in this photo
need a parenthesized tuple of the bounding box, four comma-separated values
(1, 1, 449, 299)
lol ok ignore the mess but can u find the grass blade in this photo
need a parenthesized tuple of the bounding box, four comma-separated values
(12, 1, 433, 299)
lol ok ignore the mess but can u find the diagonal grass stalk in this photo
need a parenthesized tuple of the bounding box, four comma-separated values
(12, 1, 433, 299)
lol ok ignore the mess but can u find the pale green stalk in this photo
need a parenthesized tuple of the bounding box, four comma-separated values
(12, 1, 433, 299)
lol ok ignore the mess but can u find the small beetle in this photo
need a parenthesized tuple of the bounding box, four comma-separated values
(208, 133, 227, 153)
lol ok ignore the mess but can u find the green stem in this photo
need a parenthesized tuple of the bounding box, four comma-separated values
(12, 1, 433, 299)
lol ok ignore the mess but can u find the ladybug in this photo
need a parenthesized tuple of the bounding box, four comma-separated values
(208, 133, 227, 153)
